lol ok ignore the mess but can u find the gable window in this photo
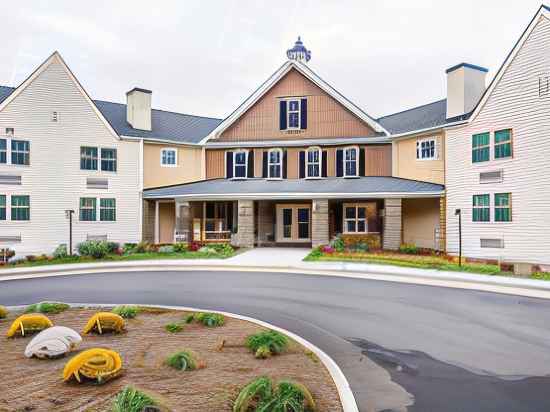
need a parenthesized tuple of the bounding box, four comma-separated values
(100, 198, 116, 221)
(233, 150, 248, 178)
(494, 129, 512, 159)
(268, 149, 282, 179)
(80, 197, 96, 221)
(473, 194, 490, 222)
(81, 147, 98, 170)
(495, 193, 511, 222)
(101, 148, 117, 172)
(416, 138, 437, 160)
(344, 147, 358, 177)
(344, 203, 367, 233)
(11, 140, 30, 165)
(0, 139, 6, 164)
(11, 195, 30, 221)
(306, 147, 321, 178)
(161, 148, 177, 167)
(0, 195, 5, 220)
(287, 100, 301, 129)
(472, 132, 490, 163)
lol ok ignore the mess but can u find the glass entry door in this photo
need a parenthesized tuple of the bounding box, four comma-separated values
(276, 204, 311, 242)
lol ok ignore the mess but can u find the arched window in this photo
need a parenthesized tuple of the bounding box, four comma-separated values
(306, 147, 321, 178)
(268, 148, 283, 179)
(343, 146, 359, 177)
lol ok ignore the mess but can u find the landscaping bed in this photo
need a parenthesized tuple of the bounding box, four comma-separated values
(0, 306, 342, 411)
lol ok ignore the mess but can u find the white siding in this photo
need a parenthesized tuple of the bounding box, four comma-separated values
(0, 56, 141, 256)
(446, 15, 550, 265)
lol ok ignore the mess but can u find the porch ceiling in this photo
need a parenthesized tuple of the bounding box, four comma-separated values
(143, 177, 444, 200)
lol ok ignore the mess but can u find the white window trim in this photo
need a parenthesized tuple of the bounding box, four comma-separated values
(79, 197, 97, 222)
(343, 202, 369, 234)
(267, 148, 283, 179)
(306, 146, 322, 179)
(416, 137, 438, 161)
(100, 147, 118, 173)
(232, 149, 249, 180)
(1, 136, 31, 167)
(343, 146, 359, 178)
(284, 98, 301, 130)
(160, 148, 178, 168)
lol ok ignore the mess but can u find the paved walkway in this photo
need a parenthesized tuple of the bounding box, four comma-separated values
(226, 247, 311, 267)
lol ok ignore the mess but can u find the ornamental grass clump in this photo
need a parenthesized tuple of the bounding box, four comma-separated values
(112, 386, 160, 412)
(6, 313, 53, 337)
(24, 301, 69, 314)
(165, 350, 204, 371)
(165, 322, 184, 333)
(63, 348, 122, 384)
(185, 312, 225, 327)
(111, 305, 139, 319)
(0, 305, 8, 319)
(82, 312, 125, 335)
(233, 376, 316, 412)
(245, 330, 289, 359)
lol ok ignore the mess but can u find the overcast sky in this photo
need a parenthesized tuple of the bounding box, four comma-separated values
(0, 1, 545, 119)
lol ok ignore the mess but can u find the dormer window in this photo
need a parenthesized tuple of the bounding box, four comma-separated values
(234, 150, 248, 178)
(268, 148, 282, 179)
(306, 147, 321, 178)
(344, 146, 358, 177)
(279, 98, 307, 131)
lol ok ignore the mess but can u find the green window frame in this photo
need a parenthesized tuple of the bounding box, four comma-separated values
(11, 140, 30, 165)
(11, 195, 30, 221)
(495, 193, 511, 222)
(0, 195, 5, 220)
(79, 197, 96, 221)
(0, 139, 6, 164)
(100, 198, 116, 221)
(80, 147, 98, 170)
(473, 194, 490, 222)
(101, 148, 117, 172)
(472, 132, 490, 163)
(494, 129, 512, 159)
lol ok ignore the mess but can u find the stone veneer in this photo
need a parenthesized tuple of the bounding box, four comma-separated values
(235, 200, 255, 248)
(311, 199, 329, 248)
(142, 199, 155, 243)
(383, 198, 402, 250)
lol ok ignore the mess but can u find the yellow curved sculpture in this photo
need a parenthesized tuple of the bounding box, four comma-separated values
(63, 348, 122, 384)
(82, 312, 125, 335)
(6, 314, 53, 338)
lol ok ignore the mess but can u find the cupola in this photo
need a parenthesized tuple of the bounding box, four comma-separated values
(286, 36, 311, 63)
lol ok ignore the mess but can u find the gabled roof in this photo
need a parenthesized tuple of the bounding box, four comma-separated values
(202, 59, 389, 143)
(0, 85, 14, 105)
(377, 99, 448, 135)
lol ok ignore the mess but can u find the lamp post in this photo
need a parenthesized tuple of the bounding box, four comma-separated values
(65, 209, 75, 256)
(455, 208, 462, 267)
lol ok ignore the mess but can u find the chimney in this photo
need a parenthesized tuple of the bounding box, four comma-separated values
(446, 63, 488, 119)
(126, 87, 152, 131)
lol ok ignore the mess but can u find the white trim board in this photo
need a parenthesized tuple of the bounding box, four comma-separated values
(143, 191, 444, 200)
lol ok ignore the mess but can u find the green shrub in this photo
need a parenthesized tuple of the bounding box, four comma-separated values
(329, 235, 345, 252)
(77, 240, 110, 259)
(24, 301, 69, 314)
(165, 322, 184, 333)
(123, 243, 137, 254)
(158, 245, 175, 254)
(173, 242, 188, 253)
(186, 312, 225, 327)
(246, 330, 288, 358)
(112, 305, 139, 319)
(53, 244, 68, 259)
(0, 305, 8, 319)
(105, 242, 120, 254)
(133, 241, 151, 254)
(352, 241, 369, 253)
(206, 243, 235, 256)
(399, 243, 419, 255)
(112, 386, 158, 412)
(165, 350, 198, 371)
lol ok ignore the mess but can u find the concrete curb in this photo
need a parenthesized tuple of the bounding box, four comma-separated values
(7, 302, 358, 412)
(1, 259, 550, 300)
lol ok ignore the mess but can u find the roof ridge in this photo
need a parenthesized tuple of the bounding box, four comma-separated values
(377, 98, 446, 120)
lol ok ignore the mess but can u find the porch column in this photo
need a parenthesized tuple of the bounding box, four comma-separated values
(175, 200, 191, 242)
(383, 198, 402, 250)
(439, 195, 447, 252)
(154, 200, 160, 244)
(311, 199, 329, 248)
(235, 200, 255, 248)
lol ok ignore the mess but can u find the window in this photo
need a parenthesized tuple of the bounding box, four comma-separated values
(473, 194, 490, 222)
(101, 148, 117, 172)
(268, 149, 282, 178)
(287, 100, 300, 129)
(344, 204, 367, 233)
(472, 133, 490, 163)
(416, 138, 437, 160)
(0, 195, 5, 220)
(80, 197, 96, 221)
(494, 129, 512, 159)
(495, 193, 511, 222)
(297, 208, 310, 239)
(100, 198, 116, 221)
(0, 139, 5, 163)
(344, 147, 358, 177)
(283, 208, 292, 238)
(81, 147, 98, 170)
(11, 140, 30, 165)
(306, 147, 321, 178)
(233, 150, 247, 178)
(11, 195, 29, 221)
(161, 148, 177, 166)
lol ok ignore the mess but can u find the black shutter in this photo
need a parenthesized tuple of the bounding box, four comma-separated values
(359, 148, 365, 176)
(262, 151, 268, 178)
(322, 150, 328, 177)
(279, 101, 287, 130)
(247, 151, 254, 178)
(299, 151, 306, 178)
(300, 98, 307, 129)
(336, 149, 344, 177)
(226, 151, 233, 178)
(283, 150, 288, 179)
(334, 202, 343, 234)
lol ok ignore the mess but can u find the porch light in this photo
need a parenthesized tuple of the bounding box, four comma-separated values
(455, 208, 462, 267)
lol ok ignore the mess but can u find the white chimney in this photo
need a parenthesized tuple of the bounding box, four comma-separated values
(446, 63, 487, 119)
(126, 87, 152, 131)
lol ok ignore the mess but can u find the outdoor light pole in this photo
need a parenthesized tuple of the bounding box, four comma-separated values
(455, 208, 462, 267)
(65, 209, 75, 256)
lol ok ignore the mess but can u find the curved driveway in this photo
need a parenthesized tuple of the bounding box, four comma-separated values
(2, 269, 550, 412)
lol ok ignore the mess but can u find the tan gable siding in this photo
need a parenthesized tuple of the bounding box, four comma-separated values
(206, 149, 225, 179)
(217, 68, 376, 142)
(365, 145, 392, 176)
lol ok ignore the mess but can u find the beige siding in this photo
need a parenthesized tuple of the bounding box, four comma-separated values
(206, 149, 225, 179)
(402, 198, 440, 249)
(218, 68, 376, 142)
(143, 143, 202, 188)
(365, 145, 392, 176)
(393, 131, 445, 184)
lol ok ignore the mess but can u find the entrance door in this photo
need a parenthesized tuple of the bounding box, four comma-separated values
(276, 204, 310, 243)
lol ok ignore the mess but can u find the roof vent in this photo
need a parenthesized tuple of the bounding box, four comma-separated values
(446, 63, 487, 119)
(126, 87, 152, 131)
(479, 170, 503, 184)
